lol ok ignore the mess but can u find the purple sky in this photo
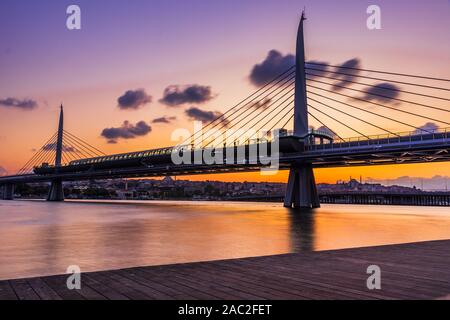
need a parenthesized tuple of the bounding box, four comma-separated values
(0, 0, 449, 181)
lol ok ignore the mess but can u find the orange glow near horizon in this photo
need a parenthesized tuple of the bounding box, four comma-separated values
(0, 1, 449, 183)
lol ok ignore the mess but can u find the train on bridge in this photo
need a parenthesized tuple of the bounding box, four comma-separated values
(33, 130, 334, 175)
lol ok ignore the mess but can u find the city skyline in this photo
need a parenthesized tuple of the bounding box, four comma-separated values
(0, 0, 449, 184)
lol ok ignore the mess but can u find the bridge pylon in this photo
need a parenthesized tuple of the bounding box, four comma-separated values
(47, 105, 65, 201)
(284, 12, 320, 209)
(1, 183, 15, 200)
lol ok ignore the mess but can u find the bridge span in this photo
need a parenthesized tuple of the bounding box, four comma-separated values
(1, 12, 449, 208)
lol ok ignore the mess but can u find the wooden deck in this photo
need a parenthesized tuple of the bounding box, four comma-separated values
(1, 240, 449, 300)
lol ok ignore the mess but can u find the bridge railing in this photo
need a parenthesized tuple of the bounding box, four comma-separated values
(306, 127, 450, 151)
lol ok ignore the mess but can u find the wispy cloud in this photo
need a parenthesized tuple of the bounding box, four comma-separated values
(101, 120, 152, 144)
(43, 143, 77, 153)
(152, 116, 177, 124)
(185, 107, 228, 126)
(160, 85, 214, 106)
(249, 50, 295, 87)
(331, 58, 361, 91)
(117, 89, 152, 110)
(361, 82, 401, 103)
(0, 97, 38, 110)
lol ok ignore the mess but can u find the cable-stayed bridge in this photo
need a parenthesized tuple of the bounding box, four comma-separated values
(1, 13, 449, 208)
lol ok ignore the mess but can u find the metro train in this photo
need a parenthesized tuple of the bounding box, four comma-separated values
(33, 130, 333, 175)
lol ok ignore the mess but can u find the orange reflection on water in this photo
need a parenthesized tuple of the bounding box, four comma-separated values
(0, 200, 449, 280)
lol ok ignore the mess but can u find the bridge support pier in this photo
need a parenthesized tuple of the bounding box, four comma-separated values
(1, 183, 15, 200)
(284, 163, 320, 209)
(47, 179, 64, 202)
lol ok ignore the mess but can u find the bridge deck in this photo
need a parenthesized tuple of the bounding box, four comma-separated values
(0, 240, 449, 300)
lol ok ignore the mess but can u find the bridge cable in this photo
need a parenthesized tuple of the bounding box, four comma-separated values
(193, 73, 295, 148)
(308, 97, 400, 136)
(63, 130, 106, 156)
(268, 106, 295, 133)
(64, 130, 106, 156)
(308, 104, 370, 139)
(63, 133, 101, 158)
(306, 77, 450, 113)
(62, 132, 102, 158)
(304, 62, 450, 82)
(307, 111, 345, 142)
(17, 148, 50, 175)
(17, 132, 57, 174)
(63, 134, 97, 159)
(305, 67, 450, 92)
(206, 87, 295, 148)
(198, 76, 296, 148)
(306, 84, 450, 126)
(181, 66, 296, 147)
(255, 102, 295, 139)
(279, 114, 294, 131)
(62, 136, 92, 160)
(61, 152, 70, 166)
(61, 141, 80, 163)
(307, 90, 436, 134)
(305, 72, 450, 102)
(21, 146, 56, 174)
(229, 96, 295, 146)
(16, 132, 58, 174)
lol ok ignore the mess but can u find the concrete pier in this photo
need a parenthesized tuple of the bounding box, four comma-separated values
(0, 240, 449, 300)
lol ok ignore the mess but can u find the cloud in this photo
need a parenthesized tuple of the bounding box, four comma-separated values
(101, 120, 152, 143)
(0, 97, 38, 110)
(249, 50, 295, 87)
(159, 85, 214, 106)
(247, 98, 272, 110)
(0, 166, 7, 176)
(305, 60, 330, 79)
(185, 107, 228, 125)
(152, 116, 177, 124)
(361, 83, 401, 103)
(43, 143, 77, 153)
(117, 89, 152, 110)
(413, 122, 439, 135)
(331, 58, 361, 91)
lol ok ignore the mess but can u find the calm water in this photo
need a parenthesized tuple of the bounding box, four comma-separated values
(0, 199, 450, 280)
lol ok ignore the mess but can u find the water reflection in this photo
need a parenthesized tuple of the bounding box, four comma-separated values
(0, 199, 450, 280)
(287, 208, 316, 252)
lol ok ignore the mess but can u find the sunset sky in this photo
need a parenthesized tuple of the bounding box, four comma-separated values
(0, 0, 449, 186)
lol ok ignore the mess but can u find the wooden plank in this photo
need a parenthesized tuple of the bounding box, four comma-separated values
(27, 278, 62, 300)
(0, 281, 18, 300)
(9, 279, 40, 300)
(41, 275, 85, 300)
(82, 273, 130, 300)
(0, 239, 448, 300)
